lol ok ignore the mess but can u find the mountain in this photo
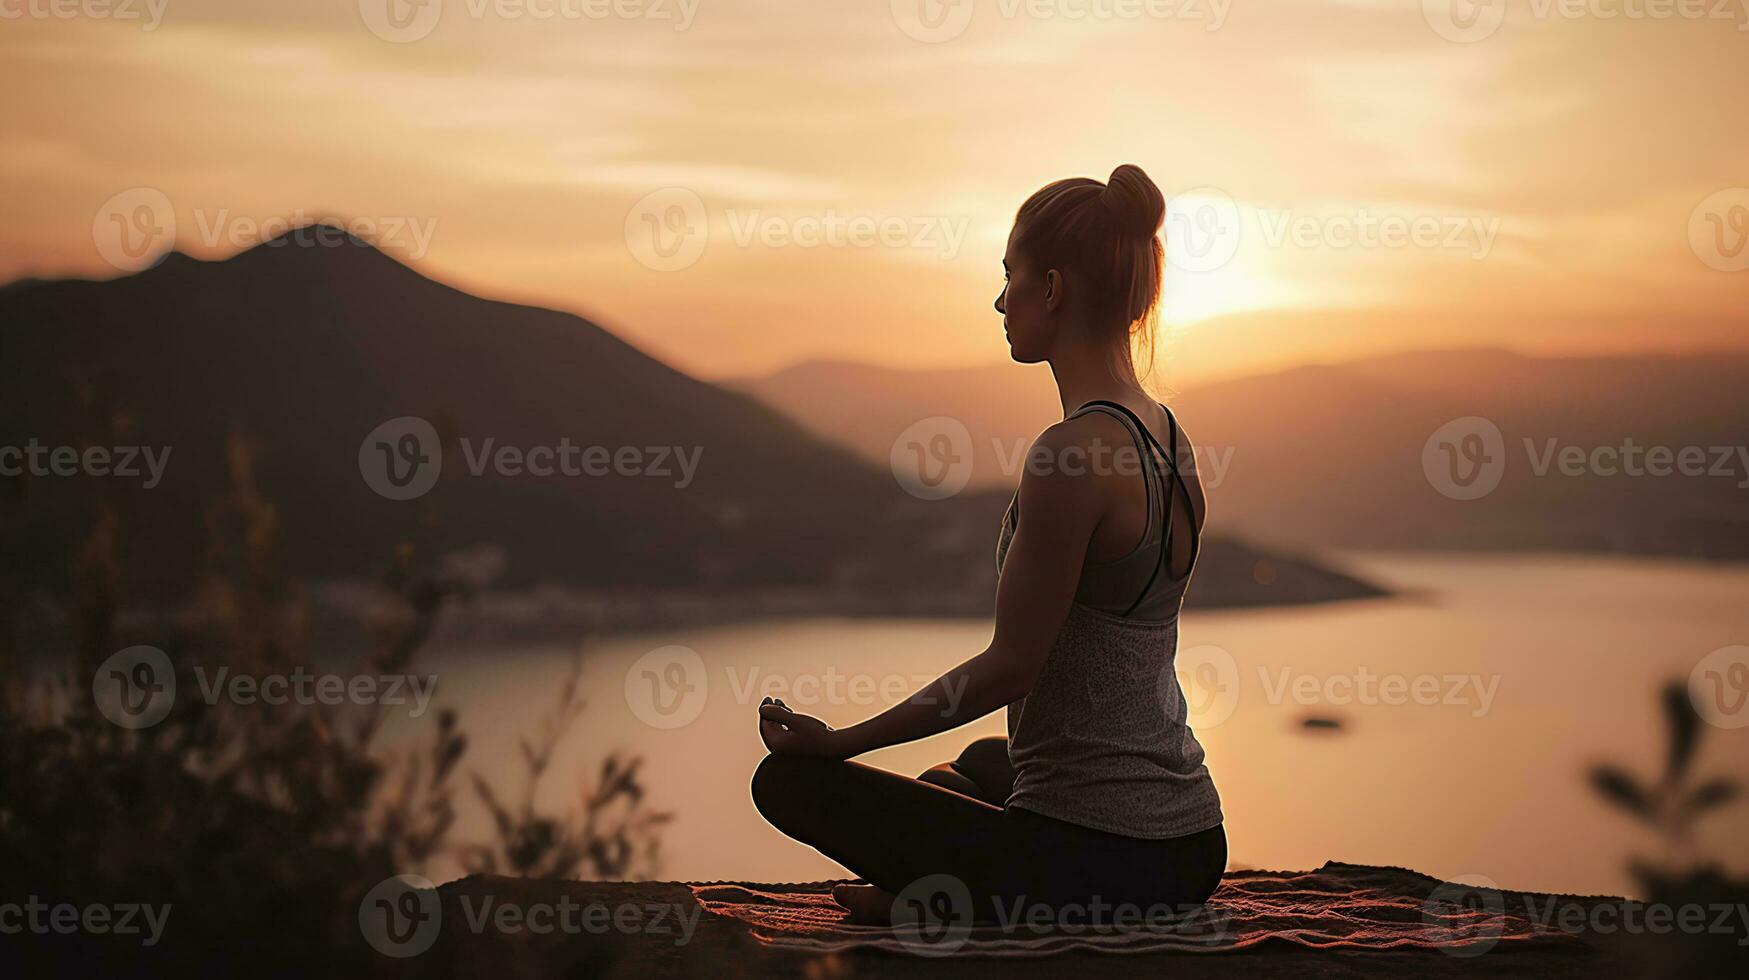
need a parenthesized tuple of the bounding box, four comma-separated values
(737, 348, 1749, 559)
(0, 230, 1383, 622)
(729, 360, 1062, 490)
(0, 233, 994, 608)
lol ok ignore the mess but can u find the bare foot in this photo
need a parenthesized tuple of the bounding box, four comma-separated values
(831, 883, 895, 925)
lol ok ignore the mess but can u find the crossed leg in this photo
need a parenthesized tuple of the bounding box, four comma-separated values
(915, 735, 1015, 807)
(750, 737, 1026, 923)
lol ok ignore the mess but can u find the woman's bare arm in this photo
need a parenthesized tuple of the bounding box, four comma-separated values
(758, 419, 1107, 757)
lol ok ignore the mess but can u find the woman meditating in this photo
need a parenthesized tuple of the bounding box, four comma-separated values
(751, 164, 1225, 925)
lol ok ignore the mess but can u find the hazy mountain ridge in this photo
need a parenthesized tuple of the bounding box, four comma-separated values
(0, 231, 1384, 624)
(738, 348, 1749, 559)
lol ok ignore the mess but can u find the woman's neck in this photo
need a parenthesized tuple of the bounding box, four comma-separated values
(1047, 338, 1147, 417)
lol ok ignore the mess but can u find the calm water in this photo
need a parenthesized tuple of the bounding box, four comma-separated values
(399, 554, 1749, 897)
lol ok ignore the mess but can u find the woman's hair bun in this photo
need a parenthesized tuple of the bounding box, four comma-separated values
(1100, 164, 1166, 239)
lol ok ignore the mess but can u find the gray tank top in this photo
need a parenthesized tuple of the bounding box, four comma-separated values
(995, 401, 1223, 839)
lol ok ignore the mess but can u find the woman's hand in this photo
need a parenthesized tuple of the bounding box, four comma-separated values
(758, 698, 851, 758)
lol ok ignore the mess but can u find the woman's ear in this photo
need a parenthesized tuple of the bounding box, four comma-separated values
(1044, 268, 1063, 312)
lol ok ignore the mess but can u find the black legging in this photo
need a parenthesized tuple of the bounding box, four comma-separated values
(751, 736, 1226, 923)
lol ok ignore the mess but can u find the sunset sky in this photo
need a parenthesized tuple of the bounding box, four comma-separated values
(2, 0, 1745, 383)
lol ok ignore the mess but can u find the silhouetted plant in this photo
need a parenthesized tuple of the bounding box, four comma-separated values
(1589, 679, 1748, 977)
(459, 653, 671, 880)
(1589, 680, 1739, 873)
(0, 428, 667, 976)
